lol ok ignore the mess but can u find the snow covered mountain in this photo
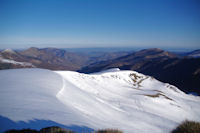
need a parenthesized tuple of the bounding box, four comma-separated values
(0, 56, 35, 67)
(0, 68, 199, 133)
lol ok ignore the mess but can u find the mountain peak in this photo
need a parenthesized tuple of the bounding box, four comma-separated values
(20, 47, 40, 57)
(143, 48, 163, 52)
(138, 48, 164, 54)
(2, 49, 16, 54)
(135, 48, 176, 58)
(27, 47, 39, 51)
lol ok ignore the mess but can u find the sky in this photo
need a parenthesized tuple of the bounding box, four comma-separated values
(0, 0, 199, 49)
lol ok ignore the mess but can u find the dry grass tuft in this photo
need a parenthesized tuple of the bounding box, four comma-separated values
(171, 120, 200, 133)
(95, 129, 123, 133)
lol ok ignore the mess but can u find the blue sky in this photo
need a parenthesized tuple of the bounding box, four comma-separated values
(0, 0, 199, 49)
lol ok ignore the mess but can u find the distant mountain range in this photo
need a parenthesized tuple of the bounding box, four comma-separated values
(0, 47, 128, 70)
(80, 48, 178, 73)
(0, 47, 200, 95)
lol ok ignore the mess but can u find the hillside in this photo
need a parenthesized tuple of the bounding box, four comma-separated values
(0, 68, 200, 133)
(79, 48, 200, 95)
(1, 47, 200, 95)
(0, 47, 129, 70)
(186, 49, 200, 58)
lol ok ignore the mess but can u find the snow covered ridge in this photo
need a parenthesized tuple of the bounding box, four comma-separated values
(2, 49, 17, 54)
(0, 56, 35, 67)
(0, 68, 199, 133)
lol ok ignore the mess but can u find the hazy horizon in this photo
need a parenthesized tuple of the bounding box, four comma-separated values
(0, 0, 200, 49)
(1, 46, 198, 53)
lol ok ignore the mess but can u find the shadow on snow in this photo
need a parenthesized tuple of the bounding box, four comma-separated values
(0, 115, 93, 133)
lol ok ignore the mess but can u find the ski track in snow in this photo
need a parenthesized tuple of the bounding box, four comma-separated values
(0, 68, 200, 133)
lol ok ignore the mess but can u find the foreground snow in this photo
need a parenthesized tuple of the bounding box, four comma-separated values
(0, 68, 199, 133)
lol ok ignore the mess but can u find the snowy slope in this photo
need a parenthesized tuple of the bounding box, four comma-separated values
(0, 56, 35, 67)
(0, 68, 199, 133)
